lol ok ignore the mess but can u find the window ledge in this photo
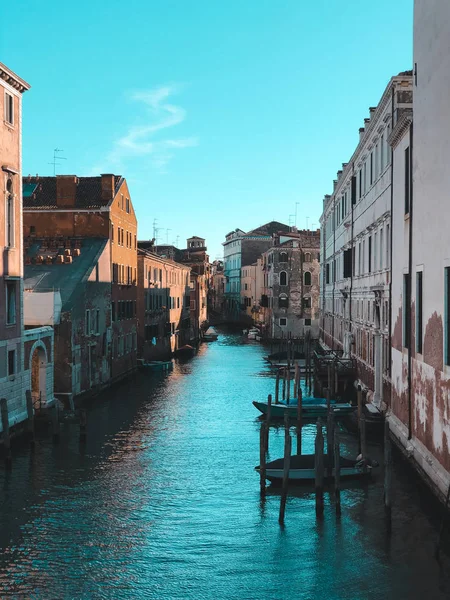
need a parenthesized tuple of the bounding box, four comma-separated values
(4, 121, 15, 130)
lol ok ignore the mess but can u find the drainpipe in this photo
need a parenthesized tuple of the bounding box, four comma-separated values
(407, 120, 414, 439)
(388, 86, 394, 412)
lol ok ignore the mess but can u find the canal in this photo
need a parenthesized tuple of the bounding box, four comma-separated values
(0, 332, 450, 599)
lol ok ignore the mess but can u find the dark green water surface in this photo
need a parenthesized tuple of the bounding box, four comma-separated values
(0, 333, 449, 599)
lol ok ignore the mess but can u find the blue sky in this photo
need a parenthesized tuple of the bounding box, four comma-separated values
(3, 0, 412, 259)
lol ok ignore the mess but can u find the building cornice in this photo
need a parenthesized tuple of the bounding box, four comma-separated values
(389, 110, 413, 149)
(0, 62, 30, 93)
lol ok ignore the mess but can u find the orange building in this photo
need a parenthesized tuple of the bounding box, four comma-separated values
(23, 173, 138, 384)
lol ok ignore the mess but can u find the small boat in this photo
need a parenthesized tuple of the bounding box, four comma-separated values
(256, 453, 376, 483)
(175, 344, 196, 358)
(265, 350, 303, 363)
(203, 327, 219, 342)
(252, 400, 355, 419)
(139, 359, 173, 371)
(247, 328, 260, 340)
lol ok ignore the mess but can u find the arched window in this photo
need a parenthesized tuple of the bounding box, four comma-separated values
(279, 252, 288, 263)
(304, 252, 311, 262)
(304, 271, 311, 286)
(279, 294, 289, 308)
(280, 271, 288, 286)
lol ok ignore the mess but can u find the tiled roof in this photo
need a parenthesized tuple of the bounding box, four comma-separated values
(22, 176, 122, 209)
(246, 221, 290, 237)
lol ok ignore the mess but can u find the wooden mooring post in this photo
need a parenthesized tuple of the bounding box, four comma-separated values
(357, 385, 363, 454)
(294, 362, 299, 399)
(286, 363, 291, 404)
(279, 414, 291, 525)
(26, 390, 35, 448)
(79, 409, 87, 443)
(360, 413, 367, 474)
(315, 418, 324, 517)
(275, 369, 280, 404)
(282, 368, 287, 401)
(297, 387, 302, 455)
(0, 398, 12, 470)
(327, 406, 334, 478)
(384, 419, 392, 531)
(265, 394, 272, 449)
(334, 428, 341, 515)
(259, 422, 267, 495)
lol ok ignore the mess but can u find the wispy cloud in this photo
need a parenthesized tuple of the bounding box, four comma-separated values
(90, 84, 198, 174)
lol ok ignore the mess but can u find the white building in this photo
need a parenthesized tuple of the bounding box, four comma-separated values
(388, 0, 450, 502)
(320, 71, 413, 408)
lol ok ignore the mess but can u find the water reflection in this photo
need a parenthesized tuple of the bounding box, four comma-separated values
(0, 331, 448, 599)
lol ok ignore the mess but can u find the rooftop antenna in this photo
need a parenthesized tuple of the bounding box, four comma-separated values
(48, 148, 67, 176)
(289, 214, 295, 230)
(295, 202, 300, 226)
(175, 235, 180, 248)
(306, 216, 310, 230)
(165, 228, 172, 244)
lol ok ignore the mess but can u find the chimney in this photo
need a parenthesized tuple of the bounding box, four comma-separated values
(337, 169, 343, 180)
(369, 106, 376, 116)
(359, 127, 365, 141)
(101, 174, 115, 201)
(56, 175, 77, 207)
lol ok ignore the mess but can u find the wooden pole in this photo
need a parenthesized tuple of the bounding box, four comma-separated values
(334, 362, 339, 398)
(26, 390, 35, 448)
(294, 362, 299, 399)
(286, 363, 291, 404)
(334, 427, 341, 515)
(79, 409, 87, 443)
(327, 407, 334, 478)
(315, 418, 324, 517)
(275, 369, 280, 404)
(266, 394, 272, 449)
(360, 413, 367, 474)
(279, 414, 291, 524)
(357, 386, 363, 454)
(52, 403, 60, 443)
(0, 398, 12, 469)
(282, 368, 287, 401)
(297, 387, 302, 455)
(260, 423, 267, 495)
(384, 419, 392, 531)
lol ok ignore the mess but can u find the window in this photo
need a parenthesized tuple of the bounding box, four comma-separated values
(370, 151, 373, 185)
(279, 295, 289, 308)
(280, 271, 288, 286)
(85, 310, 90, 335)
(374, 233, 377, 271)
(379, 228, 383, 270)
(279, 318, 287, 326)
(343, 248, 353, 278)
(351, 175, 357, 205)
(126, 198, 130, 213)
(6, 179, 14, 247)
(403, 274, 410, 349)
(8, 349, 15, 376)
(326, 263, 330, 284)
(279, 252, 288, 263)
(303, 297, 311, 309)
(386, 224, 390, 267)
(304, 318, 311, 326)
(405, 146, 411, 215)
(417, 271, 423, 354)
(112, 301, 116, 322)
(5, 92, 13, 125)
(6, 281, 16, 325)
(96, 309, 100, 334)
(304, 253, 311, 263)
(368, 236, 372, 273)
(446, 268, 450, 366)
(304, 271, 311, 286)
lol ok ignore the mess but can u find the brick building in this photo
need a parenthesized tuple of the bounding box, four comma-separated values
(137, 248, 191, 361)
(22, 173, 138, 386)
(0, 62, 54, 428)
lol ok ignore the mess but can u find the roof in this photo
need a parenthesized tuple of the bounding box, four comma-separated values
(187, 236, 205, 240)
(22, 176, 123, 209)
(24, 238, 108, 310)
(246, 221, 290, 237)
(0, 62, 30, 93)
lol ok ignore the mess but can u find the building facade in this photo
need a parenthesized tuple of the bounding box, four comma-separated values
(320, 72, 413, 408)
(263, 230, 320, 339)
(137, 248, 191, 361)
(0, 62, 54, 429)
(240, 263, 258, 322)
(22, 173, 138, 386)
(223, 222, 290, 319)
(387, 0, 450, 502)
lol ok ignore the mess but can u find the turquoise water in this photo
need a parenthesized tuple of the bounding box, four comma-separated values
(0, 332, 449, 599)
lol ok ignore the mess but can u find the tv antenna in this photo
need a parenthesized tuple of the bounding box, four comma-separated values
(165, 228, 171, 244)
(48, 148, 67, 175)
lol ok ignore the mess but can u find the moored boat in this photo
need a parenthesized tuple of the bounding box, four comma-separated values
(255, 453, 376, 483)
(175, 344, 196, 358)
(138, 359, 173, 371)
(203, 327, 219, 342)
(252, 399, 355, 419)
